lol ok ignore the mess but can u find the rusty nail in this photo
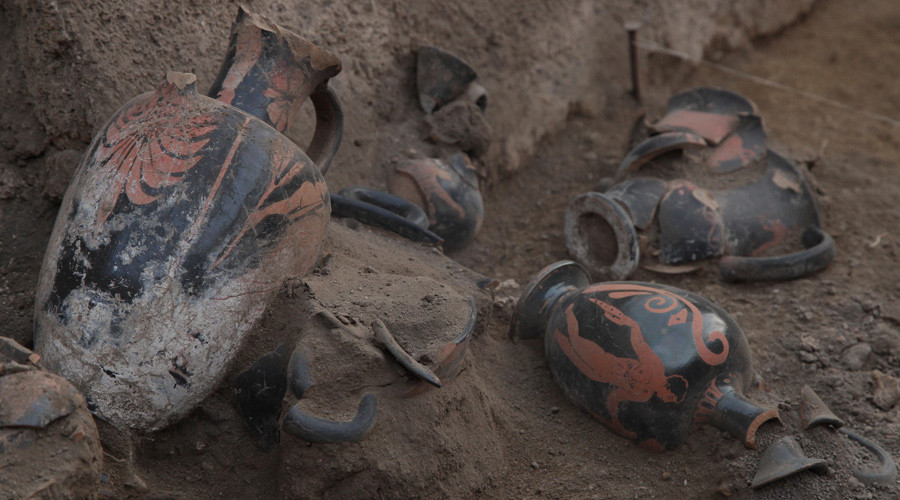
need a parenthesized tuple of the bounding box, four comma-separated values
(625, 21, 642, 102)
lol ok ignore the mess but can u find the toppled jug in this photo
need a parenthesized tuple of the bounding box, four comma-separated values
(34, 8, 342, 433)
(509, 260, 779, 451)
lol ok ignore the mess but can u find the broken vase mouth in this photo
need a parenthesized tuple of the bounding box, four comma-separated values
(564, 191, 641, 281)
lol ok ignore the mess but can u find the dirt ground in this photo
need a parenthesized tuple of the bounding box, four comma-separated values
(2, 0, 900, 497)
(454, 0, 900, 497)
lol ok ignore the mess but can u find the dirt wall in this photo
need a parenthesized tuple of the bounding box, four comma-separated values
(3, 0, 815, 186)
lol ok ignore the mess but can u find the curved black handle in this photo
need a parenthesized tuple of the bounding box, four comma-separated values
(719, 226, 835, 282)
(306, 87, 343, 176)
(283, 393, 377, 443)
(338, 187, 430, 228)
(330, 189, 442, 244)
(839, 427, 897, 486)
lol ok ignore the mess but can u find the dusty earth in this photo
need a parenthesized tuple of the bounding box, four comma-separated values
(3, 0, 900, 498)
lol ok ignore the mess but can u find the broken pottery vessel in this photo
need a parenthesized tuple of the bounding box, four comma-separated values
(330, 186, 444, 244)
(566, 87, 834, 281)
(389, 153, 484, 251)
(416, 45, 478, 114)
(1, 337, 102, 499)
(209, 5, 343, 174)
(510, 260, 778, 451)
(34, 66, 337, 431)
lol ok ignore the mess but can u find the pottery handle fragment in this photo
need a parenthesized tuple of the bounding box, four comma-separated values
(283, 393, 377, 443)
(719, 226, 835, 282)
(305, 88, 344, 176)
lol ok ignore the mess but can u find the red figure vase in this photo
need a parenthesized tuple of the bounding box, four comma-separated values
(510, 261, 779, 451)
(389, 153, 484, 251)
(33, 70, 331, 432)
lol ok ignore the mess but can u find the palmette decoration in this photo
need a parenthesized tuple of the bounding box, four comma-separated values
(510, 261, 778, 451)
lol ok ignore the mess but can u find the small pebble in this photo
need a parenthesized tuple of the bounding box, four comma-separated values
(798, 351, 818, 363)
(842, 343, 871, 370)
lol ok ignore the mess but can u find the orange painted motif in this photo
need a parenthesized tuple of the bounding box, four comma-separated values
(397, 161, 468, 221)
(210, 148, 328, 269)
(263, 62, 309, 133)
(694, 375, 728, 424)
(552, 300, 687, 439)
(584, 283, 729, 366)
(749, 218, 789, 257)
(213, 26, 264, 108)
(93, 84, 217, 232)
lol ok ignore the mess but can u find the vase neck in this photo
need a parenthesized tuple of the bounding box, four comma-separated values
(510, 261, 591, 340)
(209, 6, 341, 133)
(694, 375, 779, 449)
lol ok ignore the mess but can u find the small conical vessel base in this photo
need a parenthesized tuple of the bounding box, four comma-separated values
(752, 436, 827, 489)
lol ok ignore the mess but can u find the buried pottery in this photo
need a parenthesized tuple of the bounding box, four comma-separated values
(510, 261, 778, 451)
(34, 8, 343, 433)
(209, 5, 343, 173)
(389, 153, 484, 251)
(34, 68, 336, 432)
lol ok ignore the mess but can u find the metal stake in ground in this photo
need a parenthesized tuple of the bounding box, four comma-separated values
(625, 21, 642, 102)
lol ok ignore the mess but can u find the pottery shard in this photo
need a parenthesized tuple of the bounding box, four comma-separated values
(0, 370, 81, 428)
(426, 101, 492, 158)
(416, 46, 477, 114)
(872, 370, 900, 411)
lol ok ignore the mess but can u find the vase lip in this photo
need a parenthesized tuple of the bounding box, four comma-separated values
(564, 191, 641, 281)
(508, 260, 591, 340)
(162, 70, 198, 92)
(745, 408, 781, 449)
(233, 4, 342, 76)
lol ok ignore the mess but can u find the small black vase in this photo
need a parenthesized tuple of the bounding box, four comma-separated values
(510, 261, 779, 451)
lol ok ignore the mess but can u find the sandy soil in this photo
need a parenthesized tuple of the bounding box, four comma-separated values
(2, 0, 900, 498)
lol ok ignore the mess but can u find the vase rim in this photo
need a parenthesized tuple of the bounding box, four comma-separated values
(234, 5, 342, 75)
(508, 260, 591, 340)
(164, 70, 197, 91)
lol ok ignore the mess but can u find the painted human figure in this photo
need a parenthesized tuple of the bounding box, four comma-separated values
(552, 299, 688, 439)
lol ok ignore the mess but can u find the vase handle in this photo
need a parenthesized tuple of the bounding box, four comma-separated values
(306, 87, 344, 176)
(329, 189, 443, 244)
(719, 226, 836, 282)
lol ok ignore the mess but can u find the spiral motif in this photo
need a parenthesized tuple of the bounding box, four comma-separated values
(586, 283, 729, 366)
(644, 295, 678, 314)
